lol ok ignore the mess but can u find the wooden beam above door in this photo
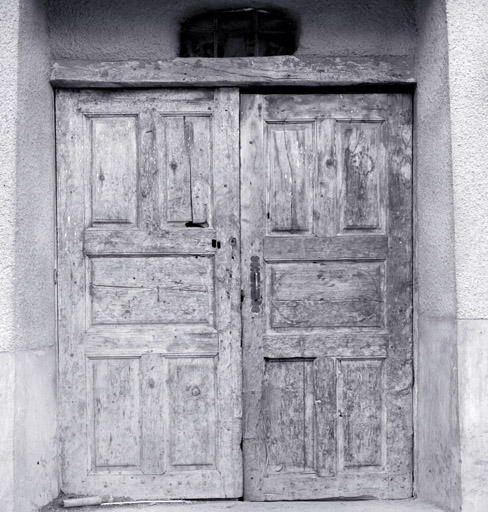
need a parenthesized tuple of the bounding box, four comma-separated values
(51, 55, 415, 88)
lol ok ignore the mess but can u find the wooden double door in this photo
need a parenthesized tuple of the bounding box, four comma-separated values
(56, 89, 412, 501)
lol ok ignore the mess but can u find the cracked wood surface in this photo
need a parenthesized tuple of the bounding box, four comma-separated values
(51, 56, 415, 88)
(241, 93, 412, 500)
(56, 88, 242, 499)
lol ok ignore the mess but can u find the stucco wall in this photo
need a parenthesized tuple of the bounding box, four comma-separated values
(0, 0, 57, 511)
(414, 1, 461, 511)
(7, 0, 488, 511)
(446, 1, 488, 511)
(46, 0, 416, 61)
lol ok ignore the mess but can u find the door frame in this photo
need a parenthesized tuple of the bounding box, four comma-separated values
(51, 56, 417, 501)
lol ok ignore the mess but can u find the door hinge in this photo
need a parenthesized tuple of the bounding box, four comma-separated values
(53, 268, 58, 285)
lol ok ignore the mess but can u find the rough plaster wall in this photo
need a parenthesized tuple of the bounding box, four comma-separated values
(0, 0, 58, 511)
(0, 0, 22, 509)
(445, 1, 488, 510)
(46, 0, 416, 61)
(414, 0, 461, 510)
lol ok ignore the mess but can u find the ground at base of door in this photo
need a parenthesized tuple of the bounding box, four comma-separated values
(40, 498, 446, 512)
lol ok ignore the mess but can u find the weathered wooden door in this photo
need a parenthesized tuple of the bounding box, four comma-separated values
(241, 94, 413, 500)
(56, 89, 242, 499)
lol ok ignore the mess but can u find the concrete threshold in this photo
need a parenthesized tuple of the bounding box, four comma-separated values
(46, 499, 446, 512)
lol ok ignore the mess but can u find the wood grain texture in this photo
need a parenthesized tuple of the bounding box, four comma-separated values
(241, 94, 267, 500)
(263, 333, 388, 359)
(84, 228, 217, 255)
(89, 256, 214, 326)
(268, 262, 385, 329)
(337, 359, 385, 469)
(241, 93, 412, 500)
(51, 56, 415, 88)
(88, 357, 142, 472)
(90, 116, 137, 225)
(267, 122, 314, 234)
(263, 359, 315, 474)
(264, 235, 388, 261)
(141, 354, 166, 475)
(57, 89, 242, 499)
(383, 94, 414, 497)
(337, 121, 386, 232)
(167, 357, 217, 469)
(163, 115, 212, 225)
(212, 88, 243, 498)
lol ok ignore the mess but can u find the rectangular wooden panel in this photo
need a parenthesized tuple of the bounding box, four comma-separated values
(88, 357, 141, 472)
(268, 261, 385, 329)
(338, 121, 385, 232)
(90, 256, 214, 325)
(337, 359, 385, 469)
(263, 332, 388, 359)
(267, 122, 315, 234)
(263, 359, 315, 475)
(84, 228, 216, 256)
(264, 235, 388, 261)
(90, 116, 137, 225)
(167, 357, 217, 469)
(162, 115, 212, 225)
(141, 354, 166, 475)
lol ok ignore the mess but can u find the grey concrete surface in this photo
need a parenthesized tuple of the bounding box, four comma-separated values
(44, 499, 446, 512)
(414, 1, 461, 510)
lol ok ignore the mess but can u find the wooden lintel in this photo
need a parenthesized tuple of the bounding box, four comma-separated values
(51, 55, 415, 88)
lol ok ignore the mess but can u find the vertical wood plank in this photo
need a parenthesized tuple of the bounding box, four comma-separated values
(141, 354, 166, 475)
(139, 109, 162, 232)
(267, 123, 314, 234)
(384, 93, 413, 497)
(337, 121, 386, 232)
(241, 93, 267, 500)
(57, 90, 90, 488)
(337, 359, 384, 469)
(315, 119, 336, 237)
(91, 116, 138, 225)
(167, 357, 216, 468)
(314, 357, 336, 476)
(164, 116, 192, 223)
(187, 116, 212, 225)
(213, 88, 242, 497)
(263, 359, 314, 474)
(91, 358, 141, 470)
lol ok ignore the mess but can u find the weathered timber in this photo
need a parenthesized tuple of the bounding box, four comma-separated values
(56, 88, 242, 499)
(51, 55, 415, 88)
(264, 235, 388, 261)
(241, 93, 412, 501)
(263, 332, 388, 358)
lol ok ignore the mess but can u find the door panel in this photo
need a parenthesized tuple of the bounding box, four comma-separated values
(56, 89, 242, 499)
(241, 93, 412, 500)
